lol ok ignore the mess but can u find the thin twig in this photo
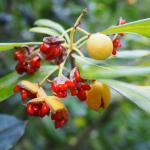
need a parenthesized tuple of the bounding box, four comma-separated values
(65, 102, 118, 150)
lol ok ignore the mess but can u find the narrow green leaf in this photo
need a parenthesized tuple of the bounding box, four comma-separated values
(29, 27, 60, 36)
(101, 79, 150, 113)
(34, 19, 69, 42)
(74, 55, 150, 79)
(0, 65, 58, 102)
(111, 50, 150, 59)
(35, 19, 65, 34)
(101, 18, 150, 38)
(0, 42, 41, 51)
(0, 115, 27, 150)
(0, 72, 20, 102)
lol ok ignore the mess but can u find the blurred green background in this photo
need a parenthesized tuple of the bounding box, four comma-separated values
(0, 0, 150, 150)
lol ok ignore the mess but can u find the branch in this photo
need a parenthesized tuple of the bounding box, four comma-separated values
(65, 102, 118, 150)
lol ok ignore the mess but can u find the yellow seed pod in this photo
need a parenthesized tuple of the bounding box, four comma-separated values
(86, 81, 111, 111)
(37, 87, 47, 97)
(45, 96, 67, 113)
(19, 80, 39, 93)
(86, 82, 103, 111)
(98, 82, 111, 108)
(86, 33, 113, 60)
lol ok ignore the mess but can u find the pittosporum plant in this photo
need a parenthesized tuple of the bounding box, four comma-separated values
(0, 9, 150, 129)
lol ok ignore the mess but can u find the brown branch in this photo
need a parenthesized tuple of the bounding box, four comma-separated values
(65, 102, 118, 150)
(70, 52, 76, 68)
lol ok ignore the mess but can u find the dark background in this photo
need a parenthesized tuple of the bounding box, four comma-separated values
(0, 0, 150, 150)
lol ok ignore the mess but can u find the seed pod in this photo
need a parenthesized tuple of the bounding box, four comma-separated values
(86, 33, 113, 60)
(45, 96, 67, 113)
(19, 80, 39, 93)
(86, 81, 111, 111)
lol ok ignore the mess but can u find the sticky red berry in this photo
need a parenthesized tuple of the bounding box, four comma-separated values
(13, 85, 20, 93)
(40, 43, 51, 54)
(26, 103, 34, 116)
(119, 19, 127, 25)
(57, 91, 67, 98)
(32, 103, 40, 115)
(119, 33, 124, 36)
(112, 48, 117, 55)
(74, 69, 81, 82)
(57, 84, 67, 91)
(77, 90, 86, 101)
(30, 55, 41, 68)
(82, 84, 91, 91)
(15, 63, 25, 74)
(70, 89, 78, 96)
(51, 82, 58, 93)
(51, 110, 68, 128)
(14, 51, 25, 62)
(65, 80, 75, 89)
(21, 89, 28, 101)
(41, 102, 50, 115)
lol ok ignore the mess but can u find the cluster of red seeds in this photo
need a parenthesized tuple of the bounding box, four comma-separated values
(14, 48, 41, 74)
(14, 85, 50, 118)
(14, 84, 67, 128)
(26, 101, 50, 117)
(51, 67, 91, 101)
(40, 36, 66, 65)
(13, 85, 36, 101)
(51, 109, 68, 128)
(112, 19, 127, 55)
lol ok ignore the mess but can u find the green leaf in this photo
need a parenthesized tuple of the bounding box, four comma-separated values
(35, 19, 65, 34)
(0, 72, 20, 102)
(74, 55, 150, 79)
(101, 18, 150, 38)
(101, 79, 150, 113)
(0, 115, 27, 150)
(34, 19, 69, 42)
(0, 65, 58, 102)
(110, 50, 150, 59)
(0, 42, 41, 51)
(29, 27, 60, 36)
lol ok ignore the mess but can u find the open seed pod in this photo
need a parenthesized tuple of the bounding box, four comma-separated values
(18, 80, 39, 93)
(86, 81, 111, 111)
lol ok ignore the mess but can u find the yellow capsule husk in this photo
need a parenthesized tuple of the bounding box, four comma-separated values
(19, 80, 39, 93)
(86, 82, 103, 111)
(45, 96, 67, 113)
(98, 82, 111, 108)
(86, 81, 111, 111)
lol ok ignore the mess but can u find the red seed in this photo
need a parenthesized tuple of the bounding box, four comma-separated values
(41, 102, 50, 115)
(21, 89, 28, 101)
(112, 48, 117, 55)
(32, 103, 40, 115)
(13, 85, 20, 93)
(65, 80, 75, 89)
(74, 69, 81, 82)
(119, 19, 127, 25)
(51, 82, 59, 93)
(82, 84, 91, 91)
(57, 91, 67, 98)
(77, 90, 86, 101)
(57, 84, 67, 91)
(14, 51, 25, 63)
(113, 38, 120, 44)
(30, 55, 41, 68)
(70, 89, 78, 96)
(51, 113, 56, 120)
(40, 43, 51, 54)
(26, 103, 34, 116)
(119, 33, 124, 36)
(15, 63, 24, 74)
